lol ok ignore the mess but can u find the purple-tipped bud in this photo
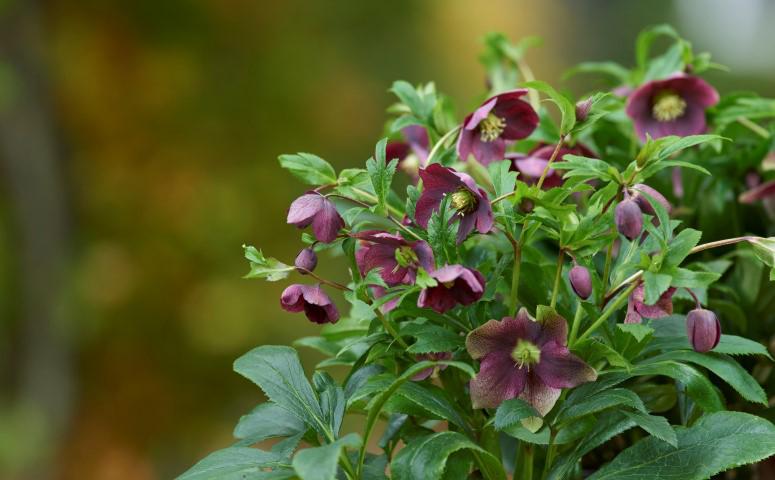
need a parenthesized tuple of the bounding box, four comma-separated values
(686, 308, 721, 353)
(575, 98, 593, 123)
(631, 184, 671, 216)
(569, 265, 592, 300)
(294, 248, 317, 274)
(615, 199, 643, 240)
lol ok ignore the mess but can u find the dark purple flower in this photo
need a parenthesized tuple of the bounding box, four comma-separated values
(508, 143, 596, 190)
(631, 183, 672, 217)
(280, 284, 339, 324)
(569, 265, 592, 300)
(686, 308, 721, 353)
(615, 198, 644, 240)
(457, 89, 539, 165)
(353, 231, 434, 286)
(417, 265, 485, 313)
(294, 248, 318, 274)
(386, 125, 430, 178)
(625, 74, 719, 142)
(287, 193, 345, 243)
(466, 308, 597, 413)
(415, 164, 494, 244)
(624, 285, 676, 324)
(412, 352, 454, 381)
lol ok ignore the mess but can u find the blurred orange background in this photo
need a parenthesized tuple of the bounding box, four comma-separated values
(1, 0, 774, 478)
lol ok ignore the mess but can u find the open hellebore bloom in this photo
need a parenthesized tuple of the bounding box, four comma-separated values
(354, 231, 434, 286)
(686, 308, 721, 353)
(508, 143, 596, 189)
(416, 164, 494, 243)
(412, 352, 453, 381)
(386, 125, 430, 178)
(625, 74, 719, 141)
(287, 193, 345, 243)
(624, 285, 676, 324)
(466, 308, 597, 414)
(457, 89, 539, 165)
(417, 264, 485, 313)
(280, 284, 339, 324)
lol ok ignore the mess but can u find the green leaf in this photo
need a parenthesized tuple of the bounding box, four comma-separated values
(292, 433, 361, 480)
(243, 245, 294, 281)
(393, 381, 470, 432)
(715, 335, 772, 359)
(391, 431, 506, 480)
(313, 372, 346, 436)
(562, 61, 630, 83)
(668, 268, 721, 289)
(665, 228, 702, 267)
(493, 398, 538, 431)
(648, 351, 767, 405)
(414, 267, 438, 290)
(488, 159, 518, 199)
(642, 271, 672, 305)
(278, 152, 337, 186)
(390, 80, 435, 121)
(178, 447, 291, 480)
(521, 80, 576, 133)
(402, 321, 463, 354)
(234, 346, 331, 440)
(631, 361, 724, 412)
(366, 139, 397, 213)
(617, 324, 655, 343)
(552, 155, 617, 183)
(635, 24, 680, 72)
(621, 410, 678, 447)
(588, 412, 775, 480)
(233, 402, 307, 442)
(556, 388, 646, 425)
(427, 194, 458, 264)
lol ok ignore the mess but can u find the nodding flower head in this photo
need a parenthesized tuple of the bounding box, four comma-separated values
(417, 265, 485, 313)
(287, 193, 345, 243)
(280, 284, 339, 324)
(686, 308, 721, 353)
(569, 265, 593, 300)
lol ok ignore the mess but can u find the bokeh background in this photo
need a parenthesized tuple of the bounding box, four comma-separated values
(1, 0, 775, 478)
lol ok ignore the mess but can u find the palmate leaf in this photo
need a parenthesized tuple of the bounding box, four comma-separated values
(243, 245, 294, 281)
(391, 431, 506, 480)
(588, 412, 775, 480)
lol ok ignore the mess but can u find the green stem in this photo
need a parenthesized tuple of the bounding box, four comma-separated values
(517, 443, 534, 480)
(550, 249, 565, 309)
(426, 125, 461, 165)
(508, 228, 527, 316)
(339, 454, 357, 480)
(375, 308, 408, 349)
(568, 302, 585, 346)
(574, 282, 638, 346)
(737, 116, 771, 139)
(535, 135, 567, 190)
(541, 431, 558, 480)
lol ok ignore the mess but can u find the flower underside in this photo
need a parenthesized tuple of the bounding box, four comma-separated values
(652, 90, 687, 122)
(479, 113, 506, 142)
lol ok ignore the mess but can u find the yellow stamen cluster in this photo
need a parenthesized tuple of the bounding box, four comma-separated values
(450, 188, 476, 214)
(479, 113, 506, 142)
(652, 90, 687, 122)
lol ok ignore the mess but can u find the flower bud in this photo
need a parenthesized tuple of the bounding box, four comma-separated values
(615, 199, 643, 240)
(631, 184, 671, 216)
(686, 308, 721, 353)
(569, 265, 592, 300)
(294, 248, 318, 274)
(575, 98, 593, 123)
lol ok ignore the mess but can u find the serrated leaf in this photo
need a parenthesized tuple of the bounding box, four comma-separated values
(391, 431, 505, 480)
(617, 323, 655, 342)
(366, 139, 397, 213)
(233, 402, 307, 442)
(493, 398, 538, 431)
(665, 228, 702, 267)
(621, 410, 678, 447)
(393, 381, 470, 432)
(488, 159, 517, 199)
(402, 321, 462, 354)
(234, 346, 331, 440)
(716, 335, 772, 359)
(243, 245, 294, 281)
(632, 361, 724, 412)
(178, 447, 291, 480)
(427, 194, 458, 263)
(278, 153, 337, 186)
(588, 412, 775, 480)
(642, 271, 672, 305)
(668, 268, 721, 288)
(292, 433, 361, 480)
(556, 388, 646, 424)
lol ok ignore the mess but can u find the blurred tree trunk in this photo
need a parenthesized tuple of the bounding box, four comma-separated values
(0, 0, 73, 477)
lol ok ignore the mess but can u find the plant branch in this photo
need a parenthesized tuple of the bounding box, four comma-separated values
(425, 125, 461, 165)
(574, 281, 638, 346)
(550, 249, 565, 309)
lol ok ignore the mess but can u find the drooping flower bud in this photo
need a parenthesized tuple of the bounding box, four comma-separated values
(615, 199, 643, 240)
(569, 265, 592, 300)
(631, 184, 672, 216)
(686, 308, 721, 353)
(575, 98, 593, 123)
(294, 248, 318, 274)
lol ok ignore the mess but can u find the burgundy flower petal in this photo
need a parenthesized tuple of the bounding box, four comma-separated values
(473, 188, 494, 235)
(534, 308, 568, 347)
(287, 194, 324, 227)
(417, 265, 485, 313)
(280, 284, 306, 312)
(311, 197, 344, 243)
(535, 341, 597, 389)
(493, 96, 540, 140)
(280, 284, 339, 324)
(385, 141, 411, 163)
(464, 97, 499, 130)
(631, 285, 675, 319)
(470, 136, 507, 165)
(740, 179, 775, 204)
(466, 313, 538, 359)
(456, 126, 476, 164)
(519, 372, 562, 417)
(470, 351, 527, 409)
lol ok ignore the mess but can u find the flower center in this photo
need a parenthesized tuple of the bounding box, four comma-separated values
(394, 245, 419, 268)
(479, 113, 506, 142)
(511, 339, 541, 369)
(450, 188, 477, 214)
(652, 90, 687, 122)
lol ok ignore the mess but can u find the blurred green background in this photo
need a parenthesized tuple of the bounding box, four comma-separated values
(1, 0, 774, 478)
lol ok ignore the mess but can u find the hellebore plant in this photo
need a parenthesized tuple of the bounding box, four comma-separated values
(182, 26, 775, 480)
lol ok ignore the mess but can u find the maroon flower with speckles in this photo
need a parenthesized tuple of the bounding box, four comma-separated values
(287, 192, 345, 243)
(417, 265, 485, 313)
(280, 284, 339, 324)
(415, 164, 493, 244)
(457, 89, 539, 165)
(466, 308, 597, 413)
(625, 74, 719, 141)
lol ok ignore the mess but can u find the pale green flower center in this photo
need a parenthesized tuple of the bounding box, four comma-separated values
(511, 339, 541, 369)
(652, 90, 687, 122)
(450, 188, 476, 214)
(394, 245, 419, 268)
(479, 113, 506, 142)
